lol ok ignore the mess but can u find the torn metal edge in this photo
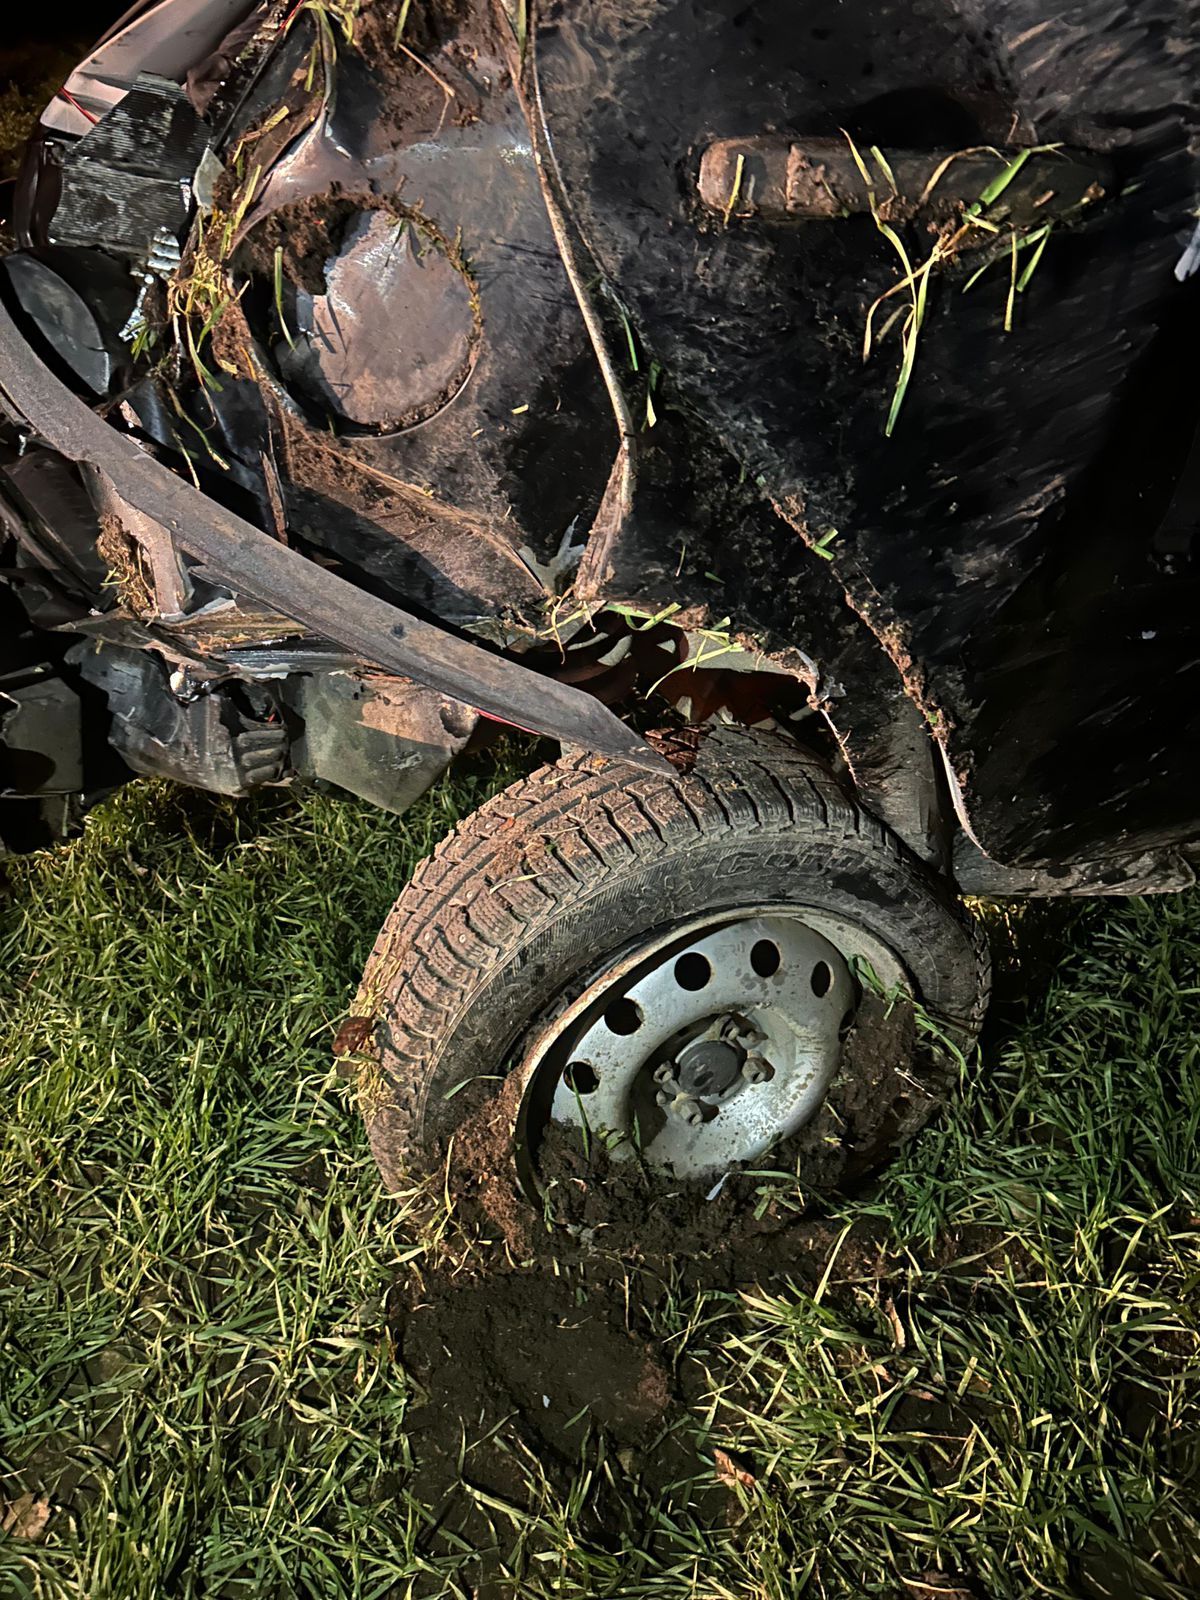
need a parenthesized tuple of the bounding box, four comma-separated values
(0, 301, 667, 773)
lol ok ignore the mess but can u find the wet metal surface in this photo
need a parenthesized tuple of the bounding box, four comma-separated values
(536, 0, 1200, 867)
(697, 138, 1111, 224)
(277, 208, 479, 432)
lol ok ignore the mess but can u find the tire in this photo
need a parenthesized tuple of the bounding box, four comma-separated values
(355, 727, 990, 1194)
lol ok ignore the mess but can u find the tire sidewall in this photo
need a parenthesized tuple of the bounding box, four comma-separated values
(383, 824, 978, 1150)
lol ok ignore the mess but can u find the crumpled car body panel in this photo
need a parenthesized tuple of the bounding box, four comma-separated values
(1, 0, 1197, 886)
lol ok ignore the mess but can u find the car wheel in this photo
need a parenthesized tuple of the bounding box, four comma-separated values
(353, 727, 989, 1204)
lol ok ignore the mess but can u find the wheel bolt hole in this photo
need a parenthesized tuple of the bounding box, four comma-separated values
(564, 1061, 599, 1095)
(604, 997, 643, 1035)
(750, 938, 781, 978)
(811, 961, 833, 997)
(674, 952, 712, 991)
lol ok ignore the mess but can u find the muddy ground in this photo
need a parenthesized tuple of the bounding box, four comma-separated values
(388, 1186, 877, 1591)
(375, 988, 966, 1593)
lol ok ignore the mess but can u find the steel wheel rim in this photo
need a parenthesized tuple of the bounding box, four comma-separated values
(514, 904, 910, 1193)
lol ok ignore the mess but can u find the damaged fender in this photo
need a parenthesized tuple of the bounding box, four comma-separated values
(0, 301, 665, 774)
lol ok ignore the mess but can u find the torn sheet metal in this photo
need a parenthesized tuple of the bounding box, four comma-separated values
(0, 300, 665, 772)
(535, 0, 1200, 867)
(38, 0, 261, 136)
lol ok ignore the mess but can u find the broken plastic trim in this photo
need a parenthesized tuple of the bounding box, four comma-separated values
(0, 302, 666, 772)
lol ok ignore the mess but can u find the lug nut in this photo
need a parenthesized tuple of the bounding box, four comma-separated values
(653, 1061, 677, 1086)
(659, 1090, 705, 1126)
(741, 1055, 772, 1085)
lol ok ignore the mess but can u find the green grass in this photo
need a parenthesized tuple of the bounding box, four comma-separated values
(693, 898, 1200, 1597)
(1, 773, 1198, 1598)
(0, 771, 519, 1599)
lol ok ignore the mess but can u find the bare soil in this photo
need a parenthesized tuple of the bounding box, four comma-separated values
(380, 992, 952, 1592)
(387, 1195, 843, 1593)
(387, 1243, 735, 1597)
(355, 0, 509, 135)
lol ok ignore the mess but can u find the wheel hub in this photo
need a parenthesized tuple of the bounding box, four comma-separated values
(675, 1034, 744, 1097)
(519, 910, 868, 1183)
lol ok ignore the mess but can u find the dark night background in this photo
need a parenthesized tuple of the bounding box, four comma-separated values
(1, 4, 130, 186)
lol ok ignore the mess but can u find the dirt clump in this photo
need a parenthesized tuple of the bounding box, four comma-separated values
(239, 193, 352, 297)
(354, 0, 509, 134)
(383, 1174, 894, 1594)
(397, 1266, 672, 1464)
(379, 991, 954, 1592)
(387, 1241, 709, 1596)
(438, 992, 936, 1273)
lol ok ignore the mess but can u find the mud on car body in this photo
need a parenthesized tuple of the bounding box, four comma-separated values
(1, 0, 1197, 1204)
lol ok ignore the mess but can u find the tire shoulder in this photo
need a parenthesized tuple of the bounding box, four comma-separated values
(359, 731, 988, 1176)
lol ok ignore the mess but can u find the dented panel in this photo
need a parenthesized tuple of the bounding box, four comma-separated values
(0, 0, 1197, 884)
(532, 0, 1200, 867)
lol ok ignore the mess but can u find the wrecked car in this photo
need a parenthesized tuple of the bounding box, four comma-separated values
(1, 0, 1197, 1206)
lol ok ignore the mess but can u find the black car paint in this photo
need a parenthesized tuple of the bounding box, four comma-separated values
(0, 0, 1197, 887)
